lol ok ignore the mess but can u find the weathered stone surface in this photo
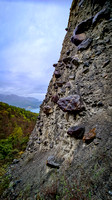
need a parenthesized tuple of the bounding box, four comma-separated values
(63, 57, 72, 64)
(43, 105, 52, 115)
(83, 128, 96, 144)
(77, 38, 93, 51)
(74, 17, 93, 35)
(72, 57, 80, 66)
(93, 8, 110, 26)
(67, 126, 85, 139)
(71, 33, 86, 46)
(46, 156, 60, 169)
(57, 95, 83, 112)
(51, 95, 59, 103)
(54, 70, 61, 78)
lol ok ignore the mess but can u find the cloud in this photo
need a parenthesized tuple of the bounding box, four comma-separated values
(0, 0, 72, 100)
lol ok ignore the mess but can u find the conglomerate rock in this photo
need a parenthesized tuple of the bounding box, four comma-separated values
(3, 1, 112, 200)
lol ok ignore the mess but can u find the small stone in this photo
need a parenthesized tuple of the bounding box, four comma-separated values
(69, 75, 75, 80)
(77, 38, 93, 51)
(9, 181, 14, 188)
(44, 141, 48, 146)
(56, 81, 64, 87)
(94, 139, 99, 145)
(102, 60, 110, 68)
(37, 140, 42, 144)
(43, 105, 52, 115)
(50, 142, 53, 149)
(65, 82, 71, 89)
(46, 156, 60, 169)
(54, 85, 58, 89)
(72, 57, 80, 66)
(97, 102, 104, 107)
(37, 115, 40, 120)
(57, 95, 83, 113)
(51, 95, 59, 103)
(66, 50, 70, 56)
(83, 62, 89, 68)
(108, 191, 112, 196)
(54, 70, 61, 78)
(83, 128, 96, 144)
(71, 33, 86, 46)
(67, 126, 85, 139)
(92, 8, 110, 26)
(79, 0, 85, 7)
(83, 68, 89, 74)
(53, 63, 57, 67)
(63, 57, 72, 64)
(13, 159, 19, 164)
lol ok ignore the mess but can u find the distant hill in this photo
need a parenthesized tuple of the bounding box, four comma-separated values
(0, 94, 42, 110)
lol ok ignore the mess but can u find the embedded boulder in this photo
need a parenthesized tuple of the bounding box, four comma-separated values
(71, 33, 86, 46)
(67, 126, 85, 139)
(54, 70, 61, 78)
(51, 95, 59, 103)
(63, 57, 72, 64)
(92, 8, 110, 26)
(53, 63, 57, 67)
(46, 156, 60, 169)
(73, 17, 93, 35)
(43, 105, 53, 115)
(57, 95, 83, 112)
(83, 128, 96, 144)
(77, 38, 92, 51)
(72, 57, 80, 66)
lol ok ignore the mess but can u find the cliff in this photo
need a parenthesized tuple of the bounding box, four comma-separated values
(2, 0, 112, 199)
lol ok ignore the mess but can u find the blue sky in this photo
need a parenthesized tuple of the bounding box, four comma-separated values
(0, 0, 72, 100)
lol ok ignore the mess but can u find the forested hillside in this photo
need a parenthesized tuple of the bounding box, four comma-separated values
(0, 102, 38, 174)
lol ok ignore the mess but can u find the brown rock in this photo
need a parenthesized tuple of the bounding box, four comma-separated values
(72, 57, 80, 66)
(56, 81, 64, 87)
(63, 57, 72, 64)
(51, 95, 59, 103)
(71, 33, 86, 46)
(67, 126, 85, 139)
(83, 128, 96, 144)
(77, 38, 92, 51)
(54, 70, 61, 78)
(43, 105, 52, 115)
(53, 63, 57, 67)
(57, 95, 83, 112)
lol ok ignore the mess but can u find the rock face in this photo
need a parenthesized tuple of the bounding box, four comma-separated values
(3, 1, 112, 200)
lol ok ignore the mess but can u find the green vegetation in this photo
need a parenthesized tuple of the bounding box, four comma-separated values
(0, 102, 38, 195)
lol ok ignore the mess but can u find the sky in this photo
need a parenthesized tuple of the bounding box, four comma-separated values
(0, 0, 72, 101)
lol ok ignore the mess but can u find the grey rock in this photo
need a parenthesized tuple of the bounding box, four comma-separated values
(46, 156, 60, 169)
(77, 38, 93, 51)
